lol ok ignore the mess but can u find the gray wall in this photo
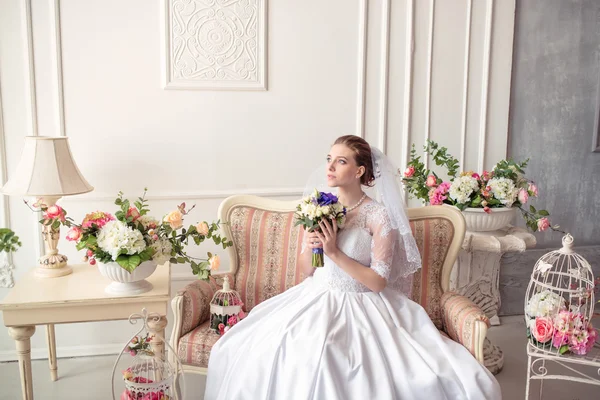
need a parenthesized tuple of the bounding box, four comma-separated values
(508, 0, 600, 248)
(501, 0, 600, 315)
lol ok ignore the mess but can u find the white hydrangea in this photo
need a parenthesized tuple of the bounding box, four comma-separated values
(449, 176, 479, 205)
(488, 177, 519, 207)
(150, 237, 173, 265)
(97, 220, 147, 261)
(525, 290, 566, 318)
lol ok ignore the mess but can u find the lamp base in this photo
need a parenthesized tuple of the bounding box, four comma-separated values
(35, 265, 73, 278)
(36, 252, 71, 278)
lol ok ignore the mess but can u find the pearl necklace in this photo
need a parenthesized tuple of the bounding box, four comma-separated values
(345, 193, 367, 212)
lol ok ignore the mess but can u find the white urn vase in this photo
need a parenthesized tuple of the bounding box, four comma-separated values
(461, 207, 517, 232)
(97, 261, 157, 296)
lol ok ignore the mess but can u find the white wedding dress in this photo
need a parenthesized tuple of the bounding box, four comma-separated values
(204, 201, 501, 400)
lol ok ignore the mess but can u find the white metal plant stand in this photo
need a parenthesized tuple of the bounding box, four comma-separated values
(524, 234, 600, 399)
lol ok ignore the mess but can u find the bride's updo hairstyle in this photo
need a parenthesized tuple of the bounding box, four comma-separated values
(333, 135, 375, 187)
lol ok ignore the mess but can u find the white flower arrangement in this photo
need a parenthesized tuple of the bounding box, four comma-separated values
(97, 220, 146, 261)
(525, 289, 567, 318)
(487, 177, 519, 207)
(149, 237, 173, 266)
(449, 176, 480, 204)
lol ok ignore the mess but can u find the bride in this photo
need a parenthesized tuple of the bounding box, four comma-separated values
(204, 135, 501, 399)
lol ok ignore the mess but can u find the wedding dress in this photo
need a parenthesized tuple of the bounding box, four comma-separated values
(204, 200, 501, 400)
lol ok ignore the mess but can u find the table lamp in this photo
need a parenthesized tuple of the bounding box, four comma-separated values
(1, 136, 93, 278)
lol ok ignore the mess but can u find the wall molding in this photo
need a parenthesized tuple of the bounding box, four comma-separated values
(356, 0, 368, 139)
(23, 0, 37, 137)
(59, 187, 305, 203)
(377, 0, 391, 152)
(423, 0, 435, 169)
(0, 343, 123, 363)
(21, 0, 44, 262)
(459, 0, 473, 169)
(51, 0, 66, 137)
(0, 69, 14, 288)
(477, 0, 494, 172)
(161, 0, 268, 91)
(401, 0, 415, 205)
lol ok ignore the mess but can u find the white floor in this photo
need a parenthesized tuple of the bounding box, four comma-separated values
(0, 315, 598, 399)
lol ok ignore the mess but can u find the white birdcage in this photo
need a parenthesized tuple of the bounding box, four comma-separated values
(210, 276, 244, 335)
(111, 309, 186, 400)
(524, 234, 600, 399)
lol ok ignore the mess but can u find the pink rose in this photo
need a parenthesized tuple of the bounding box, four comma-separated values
(404, 166, 415, 177)
(218, 323, 225, 335)
(89, 258, 96, 266)
(426, 175, 437, 187)
(529, 183, 538, 197)
(518, 188, 529, 204)
(44, 205, 66, 222)
(532, 317, 554, 343)
(228, 315, 238, 326)
(66, 227, 82, 242)
(196, 222, 209, 236)
(472, 173, 481, 180)
(483, 206, 491, 214)
(537, 218, 550, 232)
(126, 207, 140, 222)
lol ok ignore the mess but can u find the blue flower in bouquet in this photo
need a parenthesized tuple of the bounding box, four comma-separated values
(318, 192, 338, 206)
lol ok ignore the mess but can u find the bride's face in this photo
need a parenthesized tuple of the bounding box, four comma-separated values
(326, 144, 364, 188)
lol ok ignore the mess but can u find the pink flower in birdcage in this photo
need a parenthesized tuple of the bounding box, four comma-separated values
(532, 317, 554, 343)
(552, 311, 573, 348)
(569, 328, 592, 355)
(228, 315, 238, 326)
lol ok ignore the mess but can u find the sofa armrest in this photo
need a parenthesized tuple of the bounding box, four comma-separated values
(441, 291, 489, 364)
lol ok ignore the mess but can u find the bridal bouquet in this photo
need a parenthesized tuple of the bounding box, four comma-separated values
(402, 140, 560, 232)
(294, 189, 346, 267)
(31, 189, 232, 280)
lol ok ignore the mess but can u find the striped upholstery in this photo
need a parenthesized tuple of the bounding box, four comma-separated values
(177, 320, 219, 368)
(178, 273, 235, 337)
(228, 207, 307, 312)
(441, 291, 490, 358)
(409, 218, 454, 329)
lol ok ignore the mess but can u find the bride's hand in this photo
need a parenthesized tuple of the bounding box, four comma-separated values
(316, 219, 339, 257)
(304, 230, 322, 249)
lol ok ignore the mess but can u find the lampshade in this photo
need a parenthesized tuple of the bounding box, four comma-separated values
(1, 136, 93, 197)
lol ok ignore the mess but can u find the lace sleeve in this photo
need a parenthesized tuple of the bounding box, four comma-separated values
(368, 206, 397, 281)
